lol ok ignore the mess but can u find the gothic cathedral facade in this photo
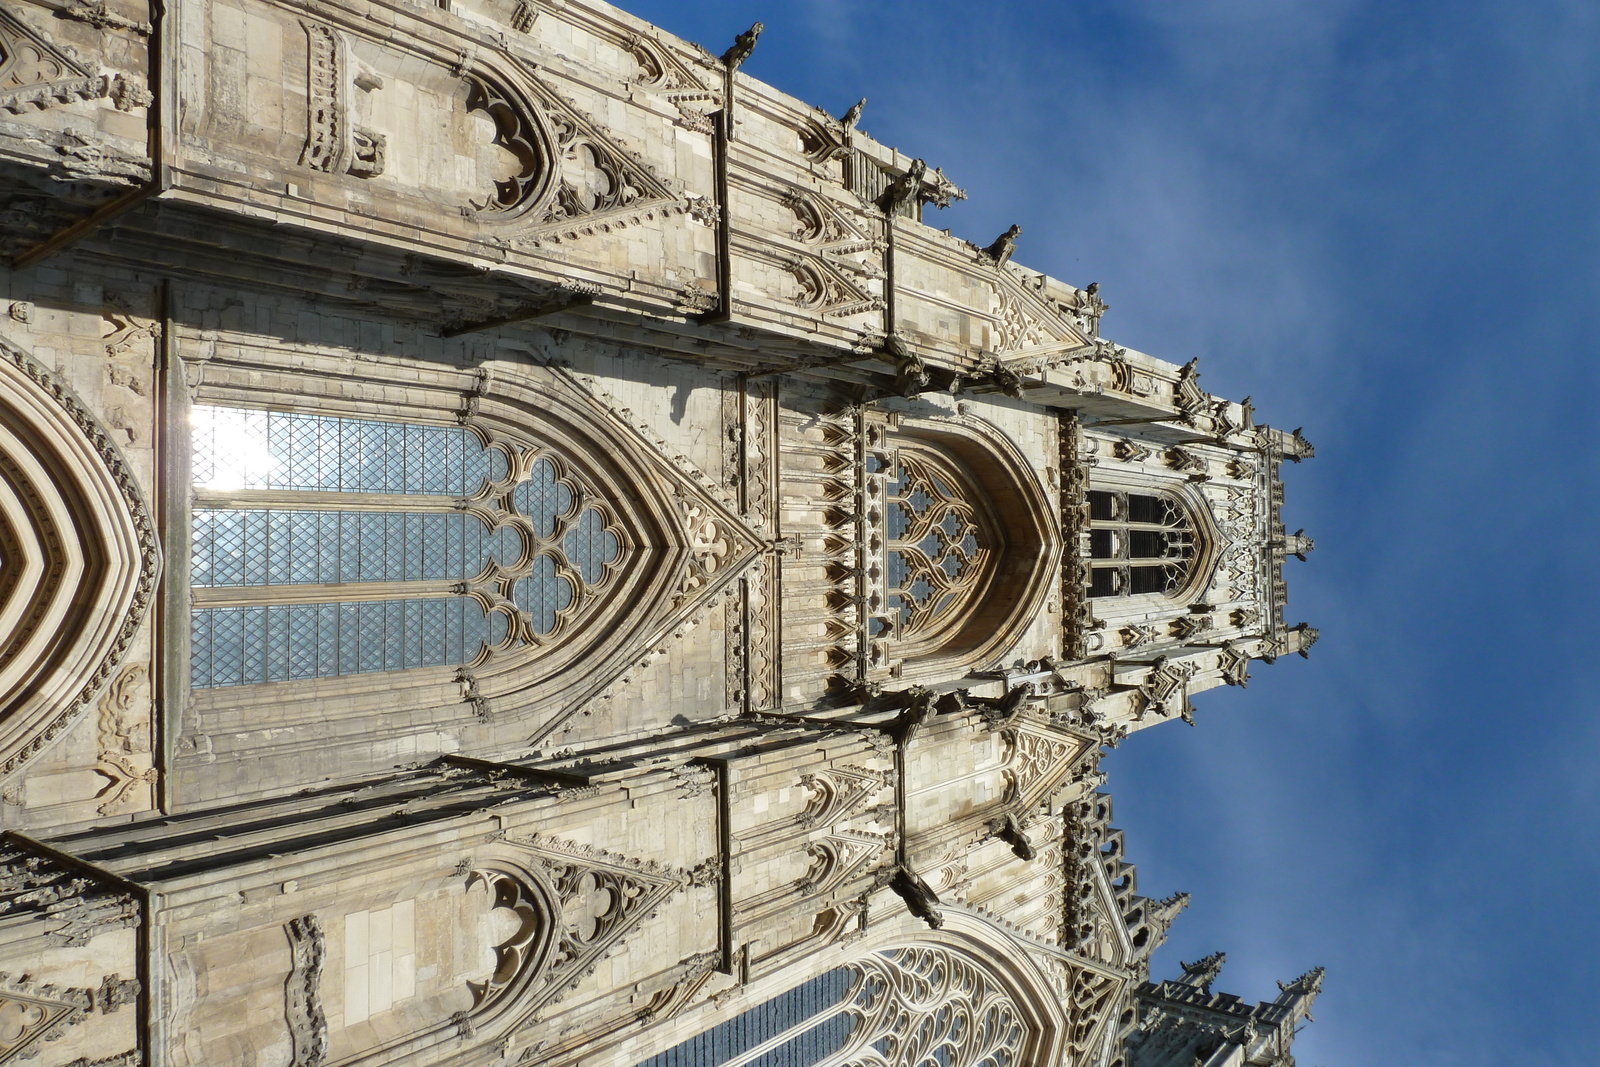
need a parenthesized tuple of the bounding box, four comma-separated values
(0, 0, 1321, 1064)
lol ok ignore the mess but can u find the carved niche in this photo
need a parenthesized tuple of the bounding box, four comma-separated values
(0, 336, 159, 779)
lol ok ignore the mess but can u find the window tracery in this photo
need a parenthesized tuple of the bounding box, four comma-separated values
(189, 406, 626, 689)
(883, 453, 989, 641)
(636, 946, 1035, 1067)
(1085, 490, 1195, 599)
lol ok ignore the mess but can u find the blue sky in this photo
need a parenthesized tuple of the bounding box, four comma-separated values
(623, 2, 1600, 1063)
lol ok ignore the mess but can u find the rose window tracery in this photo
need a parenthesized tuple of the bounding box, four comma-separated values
(189, 406, 627, 688)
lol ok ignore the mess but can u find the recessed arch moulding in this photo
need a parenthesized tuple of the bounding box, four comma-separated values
(882, 411, 1061, 683)
(177, 347, 764, 771)
(0, 336, 159, 781)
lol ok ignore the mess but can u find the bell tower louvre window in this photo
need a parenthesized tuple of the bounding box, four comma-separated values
(1086, 489, 1196, 599)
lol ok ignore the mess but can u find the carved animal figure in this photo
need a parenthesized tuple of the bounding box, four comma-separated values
(878, 158, 928, 216)
(990, 812, 1036, 861)
(840, 97, 866, 129)
(722, 22, 763, 70)
(889, 866, 944, 929)
(983, 224, 1022, 267)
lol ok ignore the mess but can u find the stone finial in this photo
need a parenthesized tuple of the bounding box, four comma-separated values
(1150, 891, 1190, 931)
(1277, 965, 1325, 997)
(722, 22, 763, 70)
(1273, 965, 1326, 1023)
(1289, 622, 1319, 658)
(1286, 528, 1315, 561)
(1178, 950, 1227, 991)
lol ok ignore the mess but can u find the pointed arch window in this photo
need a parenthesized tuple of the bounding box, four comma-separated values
(634, 946, 1036, 1067)
(1086, 490, 1195, 598)
(882, 451, 990, 641)
(188, 406, 626, 689)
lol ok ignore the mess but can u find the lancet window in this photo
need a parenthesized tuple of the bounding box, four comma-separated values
(189, 406, 625, 689)
(637, 947, 1033, 1067)
(881, 451, 989, 641)
(1086, 489, 1195, 598)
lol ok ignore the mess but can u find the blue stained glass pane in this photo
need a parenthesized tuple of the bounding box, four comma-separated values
(513, 554, 573, 635)
(632, 970, 852, 1067)
(917, 533, 942, 559)
(190, 596, 501, 688)
(564, 508, 619, 584)
(940, 554, 967, 579)
(512, 458, 574, 538)
(191, 406, 505, 495)
(941, 512, 963, 537)
(906, 577, 934, 605)
(889, 594, 910, 627)
(907, 487, 934, 514)
(887, 551, 909, 587)
(886, 502, 911, 540)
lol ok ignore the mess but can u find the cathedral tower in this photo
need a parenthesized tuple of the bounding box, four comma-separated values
(0, 0, 1318, 1063)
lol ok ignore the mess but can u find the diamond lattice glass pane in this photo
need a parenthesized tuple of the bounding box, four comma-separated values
(513, 554, 574, 635)
(192, 406, 505, 495)
(191, 510, 518, 586)
(513, 458, 575, 539)
(563, 508, 619, 584)
(191, 596, 502, 688)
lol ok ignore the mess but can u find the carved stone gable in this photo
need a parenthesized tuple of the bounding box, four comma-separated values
(990, 271, 1092, 361)
(512, 73, 687, 246)
(0, 9, 109, 115)
(797, 766, 885, 829)
(0, 972, 92, 1063)
(1002, 724, 1093, 814)
(502, 834, 686, 1009)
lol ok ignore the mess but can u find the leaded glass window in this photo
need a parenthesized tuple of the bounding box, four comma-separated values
(634, 947, 1034, 1067)
(190, 406, 627, 690)
(883, 452, 989, 639)
(1086, 489, 1195, 598)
